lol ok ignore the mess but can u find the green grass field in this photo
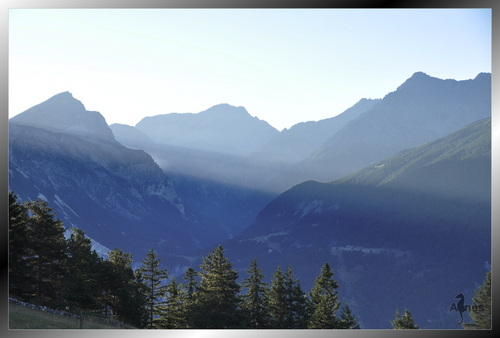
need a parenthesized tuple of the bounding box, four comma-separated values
(9, 303, 136, 329)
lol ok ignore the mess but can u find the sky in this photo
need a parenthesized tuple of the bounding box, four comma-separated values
(9, 8, 491, 131)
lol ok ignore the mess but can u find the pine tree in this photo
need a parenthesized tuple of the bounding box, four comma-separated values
(241, 258, 270, 328)
(284, 265, 309, 329)
(63, 227, 103, 311)
(103, 248, 148, 328)
(308, 262, 341, 329)
(137, 248, 169, 329)
(160, 277, 188, 329)
(391, 308, 419, 329)
(8, 191, 30, 298)
(192, 245, 242, 328)
(267, 266, 289, 328)
(339, 303, 360, 329)
(23, 199, 68, 307)
(183, 267, 198, 299)
(182, 267, 198, 328)
(462, 271, 491, 329)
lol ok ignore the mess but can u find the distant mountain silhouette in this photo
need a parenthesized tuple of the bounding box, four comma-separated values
(10, 91, 115, 142)
(109, 123, 156, 150)
(266, 72, 491, 192)
(222, 98, 381, 191)
(135, 103, 279, 157)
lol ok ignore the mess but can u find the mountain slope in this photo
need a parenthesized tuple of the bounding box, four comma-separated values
(8, 93, 230, 260)
(267, 72, 491, 192)
(221, 98, 381, 190)
(135, 103, 279, 157)
(10, 91, 115, 142)
(109, 123, 156, 150)
(216, 117, 491, 328)
(111, 99, 378, 234)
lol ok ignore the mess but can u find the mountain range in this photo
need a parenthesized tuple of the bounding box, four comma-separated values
(264, 72, 491, 192)
(8, 71, 491, 328)
(9, 93, 230, 258)
(205, 117, 491, 329)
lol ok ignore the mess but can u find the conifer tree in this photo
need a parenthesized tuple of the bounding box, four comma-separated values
(183, 267, 198, 299)
(193, 245, 242, 328)
(339, 303, 360, 329)
(267, 265, 289, 328)
(241, 258, 270, 328)
(23, 199, 68, 307)
(284, 265, 309, 329)
(104, 248, 148, 328)
(8, 191, 30, 298)
(137, 248, 169, 329)
(391, 308, 419, 329)
(462, 271, 491, 329)
(308, 262, 341, 329)
(182, 266, 198, 328)
(160, 277, 188, 329)
(63, 227, 103, 311)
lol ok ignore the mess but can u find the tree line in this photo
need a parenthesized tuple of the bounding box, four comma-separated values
(9, 191, 489, 329)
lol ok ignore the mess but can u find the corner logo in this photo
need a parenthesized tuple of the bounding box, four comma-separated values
(449, 293, 484, 324)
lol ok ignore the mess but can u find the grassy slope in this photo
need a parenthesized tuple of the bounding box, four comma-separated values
(8, 303, 135, 329)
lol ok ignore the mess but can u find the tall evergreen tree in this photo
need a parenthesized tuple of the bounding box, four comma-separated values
(241, 258, 270, 328)
(8, 191, 30, 298)
(308, 262, 341, 329)
(267, 265, 289, 329)
(339, 303, 361, 329)
(193, 245, 242, 328)
(182, 266, 198, 328)
(391, 308, 419, 329)
(63, 227, 103, 311)
(160, 277, 188, 329)
(23, 199, 68, 307)
(103, 248, 148, 328)
(462, 271, 491, 329)
(183, 267, 198, 298)
(137, 248, 169, 329)
(284, 265, 309, 329)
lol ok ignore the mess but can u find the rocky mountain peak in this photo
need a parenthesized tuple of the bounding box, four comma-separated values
(10, 91, 115, 142)
(395, 71, 436, 91)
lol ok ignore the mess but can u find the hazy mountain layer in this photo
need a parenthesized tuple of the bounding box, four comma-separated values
(214, 118, 491, 328)
(112, 98, 381, 232)
(267, 72, 491, 192)
(8, 94, 232, 259)
(135, 103, 279, 157)
(10, 91, 115, 142)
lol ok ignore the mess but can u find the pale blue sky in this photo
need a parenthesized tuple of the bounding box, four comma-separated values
(9, 8, 491, 131)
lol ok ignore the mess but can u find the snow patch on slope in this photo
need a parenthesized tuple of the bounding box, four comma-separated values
(54, 194, 80, 218)
(295, 200, 324, 218)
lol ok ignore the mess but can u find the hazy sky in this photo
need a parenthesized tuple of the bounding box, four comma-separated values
(9, 8, 491, 131)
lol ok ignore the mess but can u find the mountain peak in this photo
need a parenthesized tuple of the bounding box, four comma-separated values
(474, 72, 491, 81)
(136, 103, 278, 156)
(200, 103, 251, 119)
(395, 71, 435, 91)
(10, 92, 115, 142)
